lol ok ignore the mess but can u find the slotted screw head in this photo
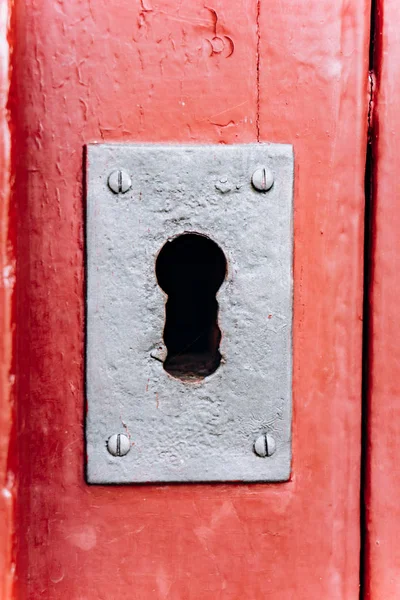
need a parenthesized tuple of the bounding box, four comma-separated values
(251, 167, 274, 192)
(108, 169, 132, 194)
(107, 433, 131, 457)
(254, 433, 276, 457)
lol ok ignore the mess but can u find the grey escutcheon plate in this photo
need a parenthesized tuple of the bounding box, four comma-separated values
(86, 143, 293, 483)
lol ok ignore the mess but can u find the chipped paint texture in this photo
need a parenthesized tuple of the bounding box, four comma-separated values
(11, 0, 369, 597)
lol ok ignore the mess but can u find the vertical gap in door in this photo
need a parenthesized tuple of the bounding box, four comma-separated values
(360, 0, 377, 596)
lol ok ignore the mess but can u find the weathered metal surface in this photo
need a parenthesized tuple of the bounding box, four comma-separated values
(86, 143, 293, 483)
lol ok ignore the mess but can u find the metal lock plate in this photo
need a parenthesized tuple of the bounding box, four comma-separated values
(86, 143, 293, 483)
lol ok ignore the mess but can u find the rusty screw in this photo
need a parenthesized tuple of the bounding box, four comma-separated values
(254, 433, 276, 457)
(107, 433, 131, 457)
(107, 169, 132, 194)
(251, 167, 274, 192)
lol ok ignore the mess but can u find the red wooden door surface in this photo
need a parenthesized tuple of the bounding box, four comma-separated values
(0, 0, 372, 597)
(364, 0, 400, 598)
(0, 1, 15, 597)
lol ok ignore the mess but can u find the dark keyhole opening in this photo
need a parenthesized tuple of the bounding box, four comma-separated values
(155, 233, 227, 382)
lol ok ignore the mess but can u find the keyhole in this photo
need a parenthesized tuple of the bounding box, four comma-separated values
(155, 233, 227, 382)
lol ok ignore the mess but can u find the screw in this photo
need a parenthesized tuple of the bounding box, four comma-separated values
(254, 433, 276, 457)
(107, 433, 131, 457)
(251, 167, 274, 192)
(107, 169, 132, 194)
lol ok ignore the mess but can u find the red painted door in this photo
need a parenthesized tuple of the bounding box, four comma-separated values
(0, 0, 373, 597)
(363, 0, 400, 598)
